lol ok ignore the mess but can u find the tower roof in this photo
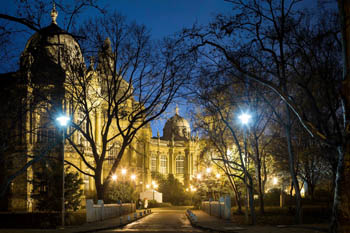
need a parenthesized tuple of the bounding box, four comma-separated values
(162, 107, 191, 141)
(20, 4, 84, 83)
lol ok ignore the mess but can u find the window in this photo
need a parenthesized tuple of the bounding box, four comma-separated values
(84, 171, 90, 192)
(176, 155, 185, 174)
(151, 155, 157, 172)
(37, 128, 57, 143)
(77, 113, 88, 147)
(160, 155, 167, 174)
(108, 147, 117, 164)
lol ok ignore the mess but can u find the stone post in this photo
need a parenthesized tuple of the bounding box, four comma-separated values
(86, 199, 94, 222)
(224, 195, 231, 220)
(97, 200, 104, 221)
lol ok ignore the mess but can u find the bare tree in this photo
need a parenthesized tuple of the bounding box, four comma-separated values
(63, 12, 194, 200)
(181, 1, 348, 228)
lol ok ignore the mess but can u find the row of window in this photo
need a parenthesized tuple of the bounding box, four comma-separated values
(151, 155, 185, 174)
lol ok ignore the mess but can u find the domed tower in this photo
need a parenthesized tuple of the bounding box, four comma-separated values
(162, 106, 191, 141)
(20, 3, 84, 85)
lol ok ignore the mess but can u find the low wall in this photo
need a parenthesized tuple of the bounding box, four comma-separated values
(86, 199, 135, 222)
(201, 195, 231, 220)
(140, 190, 163, 203)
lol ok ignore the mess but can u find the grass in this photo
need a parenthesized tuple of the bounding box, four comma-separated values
(231, 205, 332, 225)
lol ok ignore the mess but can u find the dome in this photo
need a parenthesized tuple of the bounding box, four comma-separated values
(20, 6, 84, 84)
(162, 108, 191, 141)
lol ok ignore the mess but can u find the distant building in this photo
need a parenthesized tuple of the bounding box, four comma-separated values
(0, 6, 201, 211)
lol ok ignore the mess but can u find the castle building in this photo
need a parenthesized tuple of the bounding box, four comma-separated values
(0, 6, 201, 211)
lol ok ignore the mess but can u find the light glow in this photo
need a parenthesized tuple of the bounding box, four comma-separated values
(131, 174, 136, 180)
(206, 167, 212, 174)
(239, 113, 251, 125)
(112, 174, 117, 181)
(56, 115, 70, 127)
(273, 177, 278, 185)
(216, 173, 221, 179)
(121, 169, 127, 175)
(146, 184, 150, 189)
(196, 173, 202, 180)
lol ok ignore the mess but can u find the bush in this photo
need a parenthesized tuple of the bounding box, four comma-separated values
(154, 174, 190, 206)
(105, 182, 137, 204)
(264, 188, 282, 206)
(31, 162, 83, 211)
(147, 200, 172, 208)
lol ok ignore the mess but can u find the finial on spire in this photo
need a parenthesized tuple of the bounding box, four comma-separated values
(175, 105, 179, 115)
(157, 130, 160, 138)
(89, 56, 95, 68)
(51, 1, 58, 24)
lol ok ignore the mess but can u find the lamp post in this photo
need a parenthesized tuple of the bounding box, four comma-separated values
(56, 115, 70, 228)
(121, 168, 127, 183)
(239, 113, 251, 224)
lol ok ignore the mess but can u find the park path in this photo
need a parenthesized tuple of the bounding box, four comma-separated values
(100, 207, 205, 233)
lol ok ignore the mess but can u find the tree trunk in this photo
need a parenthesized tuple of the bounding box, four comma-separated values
(95, 169, 104, 201)
(248, 179, 256, 225)
(307, 182, 315, 201)
(284, 105, 303, 224)
(255, 161, 265, 214)
(229, 176, 242, 213)
(330, 146, 345, 233)
(334, 2, 350, 232)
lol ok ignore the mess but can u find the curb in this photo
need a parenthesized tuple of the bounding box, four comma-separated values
(74, 209, 152, 233)
(185, 209, 237, 233)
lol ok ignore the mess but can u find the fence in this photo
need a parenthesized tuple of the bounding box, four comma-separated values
(86, 199, 136, 222)
(201, 195, 231, 220)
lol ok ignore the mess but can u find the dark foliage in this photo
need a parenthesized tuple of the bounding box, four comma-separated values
(31, 162, 83, 211)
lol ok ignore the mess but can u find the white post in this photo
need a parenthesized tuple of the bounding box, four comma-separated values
(97, 200, 104, 220)
(86, 199, 94, 222)
(224, 195, 231, 220)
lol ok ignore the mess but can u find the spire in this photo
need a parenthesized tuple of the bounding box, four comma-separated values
(97, 37, 114, 74)
(175, 105, 179, 115)
(157, 130, 160, 138)
(51, 1, 58, 25)
(88, 56, 95, 70)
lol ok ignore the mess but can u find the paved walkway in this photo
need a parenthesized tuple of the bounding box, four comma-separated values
(101, 207, 204, 232)
(189, 210, 329, 233)
(0, 209, 151, 233)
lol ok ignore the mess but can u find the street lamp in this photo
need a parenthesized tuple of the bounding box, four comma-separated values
(56, 114, 70, 228)
(131, 174, 136, 181)
(206, 167, 212, 174)
(273, 177, 278, 185)
(121, 168, 127, 175)
(121, 168, 127, 182)
(112, 174, 117, 181)
(239, 112, 251, 224)
(216, 173, 221, 179)
(239, 113, 251, 125)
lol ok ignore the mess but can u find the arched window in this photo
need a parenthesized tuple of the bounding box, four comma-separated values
(176, 155, 185, 174)
(108, 143, 119, 165)
(151, 155, 157, 172)
(160, 155, 167, 174)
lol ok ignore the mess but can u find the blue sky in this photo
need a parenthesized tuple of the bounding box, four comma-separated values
(99, 0, 232, 39)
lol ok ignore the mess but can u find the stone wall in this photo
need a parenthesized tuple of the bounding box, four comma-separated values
(86, 199, 135, 222)
(201, 195, 231, 220)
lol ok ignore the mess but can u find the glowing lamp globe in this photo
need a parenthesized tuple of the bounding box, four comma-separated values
(56, 115, 70, 127)
(239, 113, 251, 125)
